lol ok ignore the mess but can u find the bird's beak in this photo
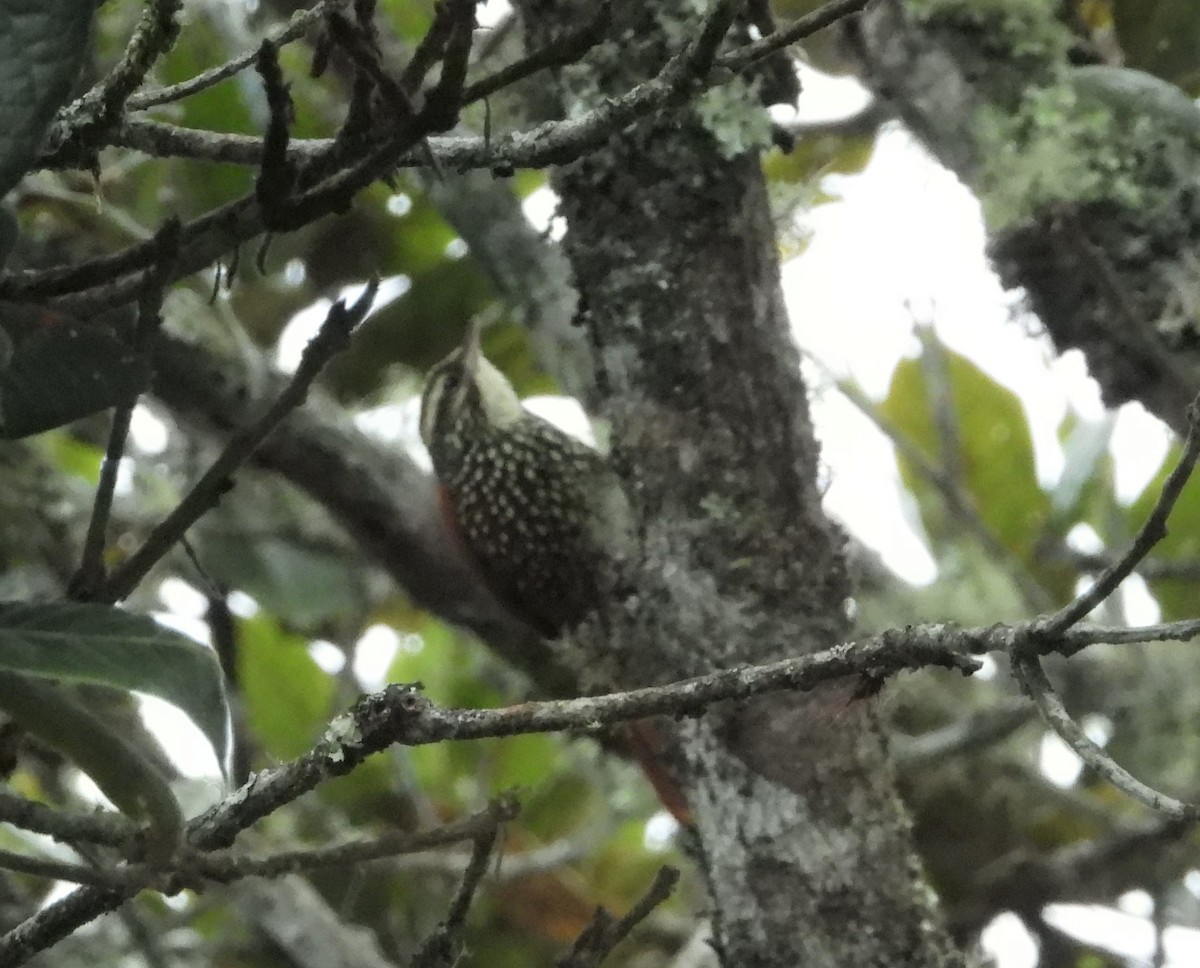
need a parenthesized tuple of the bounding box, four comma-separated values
(461, 319, 483, 375)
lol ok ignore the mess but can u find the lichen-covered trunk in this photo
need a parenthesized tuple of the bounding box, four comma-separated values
(513, 2, 965, 964)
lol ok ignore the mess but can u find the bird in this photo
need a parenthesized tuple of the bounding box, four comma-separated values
(419, 320, 633, 638)
(420, 324, 691, 824)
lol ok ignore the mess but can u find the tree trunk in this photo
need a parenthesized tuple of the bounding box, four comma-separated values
(513, 2, 967, 964)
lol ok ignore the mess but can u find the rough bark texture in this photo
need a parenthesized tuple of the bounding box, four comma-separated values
(852, 0, 1200, 434)
(513, 2, 965, 964)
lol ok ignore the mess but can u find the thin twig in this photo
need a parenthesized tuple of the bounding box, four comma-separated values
(891, 698, 1036, 767)
(69, 219, 180, 599)
(1011, 653, 1197, 821)
(0, 800, 515, 893)
(254, 42, 298, 230)
(556, 866, 680, 968)
(0, 792, 137, 851)
(0, 850, 132, 890)
(1003, 397, 1200, 822)
(327, 13, 416, 122)
(116, 904, 171, 968)
(413, 801, 508, 968)
(720, 0, 872, 73)
(1153, 887, 1168, 968)
(915, 325, 965, 491)
(1033, 395, 1200, 644)
(395, 838, 586, 882)
(95, 281, 378, 604)
(419, 0, 478, 131)
(972, 814, 1190, 926)
(128, 0, 354, 110)
(191, 799, 517, 883)
(399, 0, 456, 95)
(43, 0, 182, 166)
(459, 2, 612, 105)
(1057, 548, 1200, 583)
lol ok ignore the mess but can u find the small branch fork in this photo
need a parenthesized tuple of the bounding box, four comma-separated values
(1007, 395, 1200, 821)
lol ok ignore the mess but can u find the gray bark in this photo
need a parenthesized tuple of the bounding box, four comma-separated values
(512, 1, 966, 964)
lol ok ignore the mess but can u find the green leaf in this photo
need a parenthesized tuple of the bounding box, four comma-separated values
(198, 530, 361, 630)
(0, 0, 96, 196)
(238, 615, 335, 760)
(0, 601, 231, 771)
(0, 316, 150, 439)
(879, 349, 1054, 581)
(0, 672, 183, 850)
(764, 132, 875, 184)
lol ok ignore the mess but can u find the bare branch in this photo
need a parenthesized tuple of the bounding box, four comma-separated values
(1055, 547, 1200, 584)
(191, 799, 517, 883)
(418, 0, 478, 132)
(892, 697, 1035, 767)
(229, 876, 401, 968)
(0, 850, 128, 890)
(460, 2, 611, 105)
(254, 41, 300, 230)
(13, 603, 1200, 963)
(14, 0, 744, 315)
(399, 0, 456, 95)
(0, 800, 518, 895)
(326, 12, 417, 122)
(0, 626, 976, 965)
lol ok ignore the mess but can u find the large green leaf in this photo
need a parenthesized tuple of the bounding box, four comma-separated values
(879, 348, 1053, 578)
(0, 307, 150, 438)
(0, 672, 183, 848)
(0, 0, 95, 196)
(238, 615, 334, 760)
(0, 601, 231, 769)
